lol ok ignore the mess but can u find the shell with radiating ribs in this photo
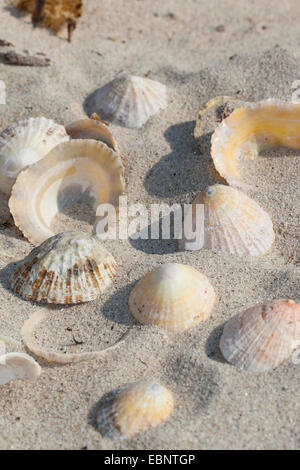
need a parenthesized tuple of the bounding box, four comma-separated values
(9, 231, 117, 304)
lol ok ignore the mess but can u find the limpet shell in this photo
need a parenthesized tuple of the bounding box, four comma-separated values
(10, 231, 117, 304)
(0, 117, 69, 195)
(211, 99, 300, 189)
(97, 381, 174, 439)
(179, 184, 275, 256)
(220, 299, 300, 372)
(0, 352, 41, 386)
(9, 139, 125, 245)
(66, 118, 118, 152)
(129, 263, 216, 332)
(87, 72, 167, 128)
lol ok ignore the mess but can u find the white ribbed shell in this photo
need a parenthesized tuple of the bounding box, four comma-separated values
(0, 117, 69, 195)
(88, 73, 167, 128)
(220, 299, 300, 372)
(10, 231, 116, 304)
(0, 352, 41, 386)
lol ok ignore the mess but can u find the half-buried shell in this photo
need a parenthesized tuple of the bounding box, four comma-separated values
(66, 117, 118, 152)
(0, 352, 41, 386)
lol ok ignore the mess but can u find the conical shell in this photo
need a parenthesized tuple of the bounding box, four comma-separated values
(220, 299, 300, 372)
(9, 231, 117, 304)
(0, 117, 69, 195)
(9, 139, 125, 245)
(180, 184, 275, 256)
(87, 72, 167, 128)
(211, 99, 300, 189)
(97, 381, 174, 439)
(0, 352, 41, 386)
(66, 118, 118, 152)
(129, 263, 216, 332)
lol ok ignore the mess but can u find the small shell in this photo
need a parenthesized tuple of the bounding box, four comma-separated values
(66, 118, 118, 152)
(211, 99, 300, 189)
(129, 263, 216, 332)
(180, 184, 274, 256)
(10, 231, 117, 304)
(87, 72, 167, 128)
(0, 117, 69, 195)
(97, 381, 174, 439)
(0, 352, 41, 386)
(220, 299, 300, 372)
(9, 139, 125, 245)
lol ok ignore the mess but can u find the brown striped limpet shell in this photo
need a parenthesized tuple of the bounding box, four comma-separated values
(9, 231, 117, 304)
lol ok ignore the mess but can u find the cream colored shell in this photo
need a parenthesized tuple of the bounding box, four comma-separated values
(0, 352, 41, 386)
(66, 118, 118, 152)
(9, 139, 125, 245)
(129, 263, 216, 332)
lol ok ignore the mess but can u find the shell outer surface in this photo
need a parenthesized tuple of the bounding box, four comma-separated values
(220, 299, 300, 373)
(65, 119, 118, 152)
(129, 263, 216, 332)
(97, 381, 174, 439)
(10, 231, 117, 304)
(0, 352, 41, 386)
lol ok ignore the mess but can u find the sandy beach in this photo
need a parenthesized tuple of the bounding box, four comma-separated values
(0, 0, 299, 450)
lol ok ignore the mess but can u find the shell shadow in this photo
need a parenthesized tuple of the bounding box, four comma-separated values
(205, 321, 227, 365)
(144, 121, 224, 199)
(128, 214, 178, 254)
(102, 281, 137, 327)
(88, 387, 123, 438)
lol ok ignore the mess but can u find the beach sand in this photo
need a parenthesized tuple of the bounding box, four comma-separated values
(0, 0, 299, 450)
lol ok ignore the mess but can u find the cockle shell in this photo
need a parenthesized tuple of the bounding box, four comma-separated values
(10, 231, 117, 304)
(211, 99, 300, 189)
(66, 118, 118, 152)
(129, 263, 216, 332)
(97, 381, 174, 439)
(0, 352, 41, 386)
(180, 184, 275, 256)
(220, 299, 300, 372)
(87, 72, 167, 128)
(0, 117, 69, 195)
(9, 139, 125, 245)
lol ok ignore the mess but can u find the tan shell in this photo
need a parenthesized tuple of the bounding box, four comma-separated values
(0, 352, 41, 386)
(10, 231, 117, 304)
(87, 72, 167, 128)
(220, 299, 300, 372)
(179, 184, 275, 256)
(0, 117, 69, 195)
(66, 118, 118, 152)
(9, 139, 125, 245)
(129, 263, 216, 332)
(97, 381, 174, 439)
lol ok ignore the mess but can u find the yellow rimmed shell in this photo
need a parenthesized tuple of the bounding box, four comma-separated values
(0, 352, 41, 386)
(129, 263, 216, 332)
(180, 184, 275, 256)
(9, 139, 125, 245)
(220, 299, 300, 373)
(9, 231, 116, 304)
(96, 381, 174, 439)
(65, 118, 118, 152)
(0, 117, 69, 195)
(87, 72, 167, 128)
(211, 99, 300, 189)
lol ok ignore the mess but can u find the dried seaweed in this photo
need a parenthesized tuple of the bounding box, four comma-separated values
(1, 50, 50, 66)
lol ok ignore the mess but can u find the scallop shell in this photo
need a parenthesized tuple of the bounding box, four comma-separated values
(10, 231, 117, 304)
(129, 263, 216, 332)
(87, 72, 167, 128)
(179, 184, 274, 256)
(97, 381, 174, 439)
(66, 118, 118, 152)
(0, 352, 41, 386)
(211, 99, 300, 189)
(220, 299, 300, 372)
(0, 117, 69, 195)
(9, 139, 125, 245)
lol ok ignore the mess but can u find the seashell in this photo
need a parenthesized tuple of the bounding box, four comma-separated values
(66, 118, 118, 152)
(220, 299, 300, 372)
(97, 381, 174, 439)
(179, 184, 275, 256)
(87, 72, 167, 128)
(0, 352, 41, 386)
(9, 139, 125, 245)
(211, 99, 300, 189)
(129, 263, 216, 332)
(10, 231, 117, 304)
(0, 117, 69, 195)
